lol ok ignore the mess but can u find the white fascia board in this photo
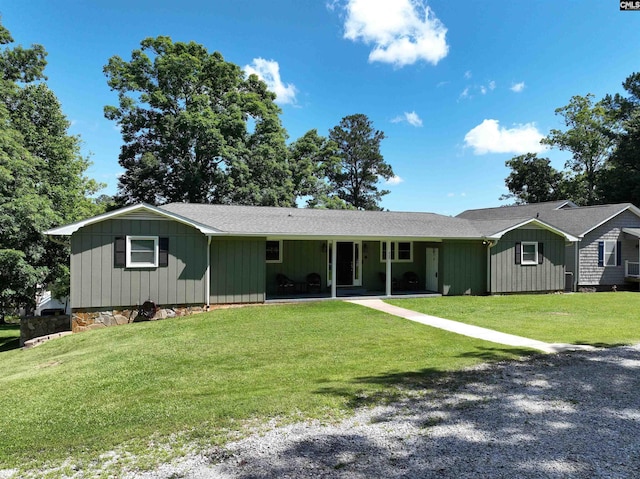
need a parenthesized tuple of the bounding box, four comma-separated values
(487, 218, 579, 242)
(580, 204, 640, 237)
(44, 203, 221, 236)
(555, 200, 578, 209)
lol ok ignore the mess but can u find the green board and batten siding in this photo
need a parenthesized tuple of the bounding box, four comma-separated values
(71, 219, 208, 309)
(210, 238, 266, 303)
(440, 240, 487, 295)
(490, 228, 566, 293)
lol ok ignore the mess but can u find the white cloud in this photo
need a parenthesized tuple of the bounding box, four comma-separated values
(385, 175, 404, 185)
(510, 81, 525, 93)
(458, 87, 470, 100)
(464, 119, 545, 155)
(489, 80, 496, 90)
(464, 70, 472, 79)
(244, 58, 297, 105)
(480, 86, 487, 95)
(339, 0, 449, 67)
(391, 111, 423, 127)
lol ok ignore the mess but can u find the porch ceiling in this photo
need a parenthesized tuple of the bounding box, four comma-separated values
(623, 227, 640, 239)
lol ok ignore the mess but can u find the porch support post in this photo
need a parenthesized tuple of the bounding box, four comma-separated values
(575, 240, 580, 292)
(385, 240, 392, 296)
(205, 236, 211, 308)
(331, 240, 337, 299)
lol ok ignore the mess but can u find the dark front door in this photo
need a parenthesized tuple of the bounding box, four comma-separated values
(336, 242, 353, 286)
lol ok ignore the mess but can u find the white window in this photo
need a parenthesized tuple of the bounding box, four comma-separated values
(126, 236, 158, 268)
(380, 241, 413, 262)
(266, 240, 282, 263)
(603, 240, 617, 266)
(521, 242, 538, 265)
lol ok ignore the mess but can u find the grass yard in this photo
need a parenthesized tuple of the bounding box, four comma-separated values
(388, 292, 640, 346)
(0, 323, 20, 353)
(0, 301, 530, 475)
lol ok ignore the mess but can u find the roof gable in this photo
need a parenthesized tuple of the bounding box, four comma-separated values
(44, 203, 220, 236)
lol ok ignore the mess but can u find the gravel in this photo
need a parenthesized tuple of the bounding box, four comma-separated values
(122, 344, 640, 479)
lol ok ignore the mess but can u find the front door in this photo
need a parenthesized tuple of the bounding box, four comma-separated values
(335, 241, 362, 286)
(425, 247, 438, 292)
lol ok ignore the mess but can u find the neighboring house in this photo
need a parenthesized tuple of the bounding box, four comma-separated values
(44, 203, 578, 330)
(457, 201, 640, 291)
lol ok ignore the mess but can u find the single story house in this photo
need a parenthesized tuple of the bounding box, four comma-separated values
(457, 201, 640, 291)
(45, 202, 579, 330)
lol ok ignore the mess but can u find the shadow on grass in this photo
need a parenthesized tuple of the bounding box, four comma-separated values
(0, 324, 21, 353)
(316, 346, 538, 408)
(572, 340, 630, 348)
(223, 346, 640, 479)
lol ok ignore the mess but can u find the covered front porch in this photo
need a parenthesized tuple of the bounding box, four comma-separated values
(264, 238, 440, 301)
(623, 228, 640, 283)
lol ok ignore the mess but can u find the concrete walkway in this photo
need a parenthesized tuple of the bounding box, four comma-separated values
(346, 299, 595, 354)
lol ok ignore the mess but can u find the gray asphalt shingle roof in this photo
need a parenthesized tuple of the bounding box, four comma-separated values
(160, 203, 486, 238)
(457, 202, 638, 237)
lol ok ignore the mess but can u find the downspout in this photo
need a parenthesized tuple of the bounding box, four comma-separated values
(205, 236, 211, 309)
(484, 239, 496, 295)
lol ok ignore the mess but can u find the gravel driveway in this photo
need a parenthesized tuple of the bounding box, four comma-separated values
(129, 344, 640, 479)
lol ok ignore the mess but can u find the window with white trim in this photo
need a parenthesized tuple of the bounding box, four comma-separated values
(521, 242, 538, 265)
(380, 241, 413, 262)
(126, 236, 159, 268)
(266, 240, 282, 263)
(600, 240, 618, 267)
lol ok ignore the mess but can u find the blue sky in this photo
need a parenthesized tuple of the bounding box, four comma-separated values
(3, 0, 640, 215)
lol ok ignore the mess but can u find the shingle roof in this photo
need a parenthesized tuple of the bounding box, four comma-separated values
(457, 202, 639, 237)
(457, 200, 576, 221)
(159, 203, 484, 239)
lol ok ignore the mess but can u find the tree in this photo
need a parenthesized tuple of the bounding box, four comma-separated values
(542, 94, 618, 205)
(0, 250, 40, 323)
(287, 129, 339, 207)
(598, 72, 640, 205)
(0, 19, 100, 317)
(327, 114, 393, 210)
(501, 153, 567, 204)
(104, 36, 293, 206)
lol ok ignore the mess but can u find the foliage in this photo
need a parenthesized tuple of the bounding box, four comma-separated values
(541, 94, 618, 205)
(0, 249, 40, 322)
(0, 19, 100, 316)
(104, 36, 293, 206)
(287, 129, 339, 207)
(501, 153, 567, 204)
(0, 301, 527, 473)
(327, 114, 394, 210)
(598, 73, 640, 205)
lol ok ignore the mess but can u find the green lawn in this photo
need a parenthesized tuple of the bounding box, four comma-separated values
(0, 301, 529, 475)
(387, 292, 640, 346)
(0, 323, 20, 353)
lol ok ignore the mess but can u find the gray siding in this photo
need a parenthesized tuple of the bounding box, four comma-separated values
(578, 210, 640, 286)
(71, 219, 208, 309)
(210, 237, 265, 303)
(441, 240, 487, 295)
(490, 228, 565, 293)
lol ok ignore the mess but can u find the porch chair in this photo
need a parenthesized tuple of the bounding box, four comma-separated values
(378, 272, 398, 292)
(403, 271, 420, 291)
(306, 272, 321, 293)
(276, 273, 295, 295)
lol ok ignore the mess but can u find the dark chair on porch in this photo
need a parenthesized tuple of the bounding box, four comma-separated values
(276, 273, 295, 295)
(378, 272, 397, 292)
(306, 272, 321, 293)
(403, 271, 420, 291)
